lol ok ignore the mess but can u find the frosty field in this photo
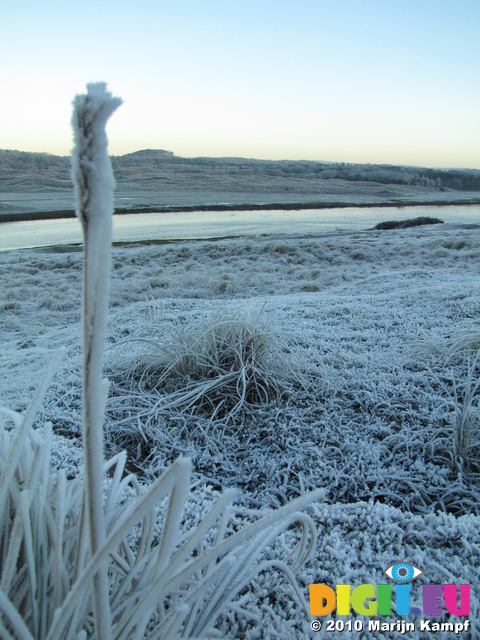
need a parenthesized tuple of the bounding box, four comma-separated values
(1, 221, 479, 638)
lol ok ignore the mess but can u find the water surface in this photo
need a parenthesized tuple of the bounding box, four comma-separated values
(1, 205, 479, 251)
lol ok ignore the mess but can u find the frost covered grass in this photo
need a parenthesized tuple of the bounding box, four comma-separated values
(452, 361, 480, 470)
(108, 305, 303, 426)
(1, 208, 480, 635)
(1, 226, 480, 511)
(0, 385, 320, 639)
(443, 342, 480, 473)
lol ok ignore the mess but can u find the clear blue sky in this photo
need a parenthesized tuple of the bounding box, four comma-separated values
(1, 0, 479, 167)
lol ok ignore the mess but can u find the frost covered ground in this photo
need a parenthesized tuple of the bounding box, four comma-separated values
(1, 222, 480, 638)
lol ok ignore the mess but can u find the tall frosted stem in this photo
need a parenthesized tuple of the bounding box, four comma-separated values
(71, 82, 122, 640)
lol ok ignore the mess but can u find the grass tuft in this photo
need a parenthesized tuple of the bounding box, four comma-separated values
(450, 349, 480, 472)
(109, 306, 305, 424)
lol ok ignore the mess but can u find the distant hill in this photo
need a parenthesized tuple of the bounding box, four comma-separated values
(1, 148, 480, 193)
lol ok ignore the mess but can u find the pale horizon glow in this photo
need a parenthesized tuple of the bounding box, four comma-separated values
(1, 0, 479, 168)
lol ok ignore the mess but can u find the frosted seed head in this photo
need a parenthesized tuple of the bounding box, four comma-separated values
(71, 83, 122, 228)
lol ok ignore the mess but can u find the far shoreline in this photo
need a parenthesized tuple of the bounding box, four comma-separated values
(1, 196, 480, 224)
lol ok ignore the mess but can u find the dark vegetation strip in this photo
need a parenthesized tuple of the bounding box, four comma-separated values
(0, 209, 77, 223)
(1, 197, 480, 224)
(373, 216, 444, 230)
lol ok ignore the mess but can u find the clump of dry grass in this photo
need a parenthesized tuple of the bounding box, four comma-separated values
(109, 306, 305, 423)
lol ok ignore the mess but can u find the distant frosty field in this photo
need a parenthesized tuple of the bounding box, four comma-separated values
(1, 223, 479, 638)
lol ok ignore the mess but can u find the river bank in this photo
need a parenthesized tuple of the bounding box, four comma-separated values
(0, 179, 480, 223)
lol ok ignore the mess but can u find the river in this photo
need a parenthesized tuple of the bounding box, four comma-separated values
(1, 205, 479, 251)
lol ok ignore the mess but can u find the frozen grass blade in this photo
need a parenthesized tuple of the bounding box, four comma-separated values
(0, 348, 65, 528)
(71, 82, 122, 640)
(0, 591, 34, 640)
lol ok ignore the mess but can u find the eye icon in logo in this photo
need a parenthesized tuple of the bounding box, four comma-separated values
(384, 563, 423, 583)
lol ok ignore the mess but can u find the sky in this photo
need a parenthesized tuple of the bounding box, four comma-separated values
(1, 0, 479, 168)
